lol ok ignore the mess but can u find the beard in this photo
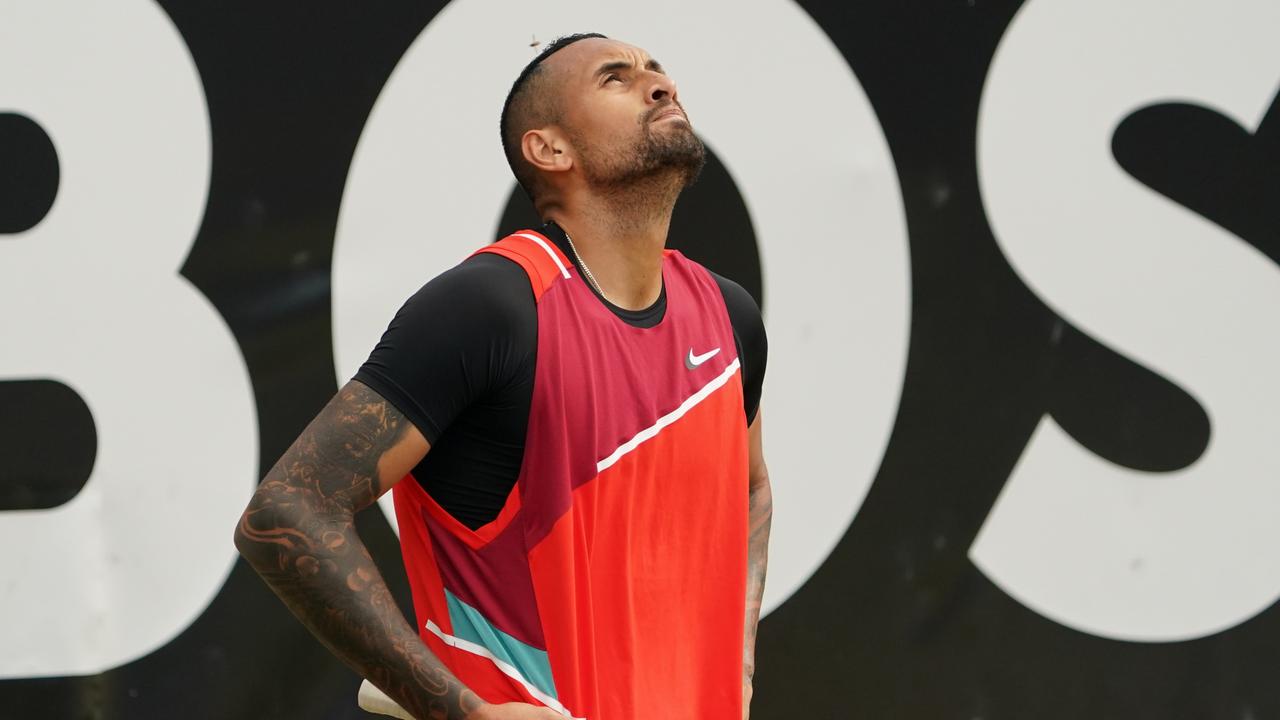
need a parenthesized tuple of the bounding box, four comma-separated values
(575, 116, 706, 192)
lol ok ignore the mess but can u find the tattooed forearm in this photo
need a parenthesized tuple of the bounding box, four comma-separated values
(743, 468, 773, 707)
(234, 380, 481, 720)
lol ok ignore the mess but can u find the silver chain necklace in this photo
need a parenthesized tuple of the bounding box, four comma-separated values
(562, 230, 613, 304)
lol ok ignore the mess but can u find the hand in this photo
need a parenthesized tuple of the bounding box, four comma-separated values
(465, 701, 566, 720)
(743, 679, 753, 720)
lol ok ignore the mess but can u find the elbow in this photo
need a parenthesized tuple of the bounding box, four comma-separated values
(232, 504, 258, 566)
(232, 486, 281, 570)
(749, 465, 771, 496)
(748, 469, 772, 517)
(232, 509, 250, 557)
(232, 487, 334, 573)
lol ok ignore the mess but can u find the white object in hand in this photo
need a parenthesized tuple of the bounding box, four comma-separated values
(358, 679, 415, 720)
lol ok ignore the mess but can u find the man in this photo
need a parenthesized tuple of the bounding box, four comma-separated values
(235, 33, 770, 720)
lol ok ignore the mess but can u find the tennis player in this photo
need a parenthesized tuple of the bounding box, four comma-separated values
(235, 33, 771, 720)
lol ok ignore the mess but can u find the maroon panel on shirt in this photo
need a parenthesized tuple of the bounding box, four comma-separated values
(420, 509, 547, 649)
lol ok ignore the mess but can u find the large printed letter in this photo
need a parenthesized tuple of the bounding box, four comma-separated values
(0, 1, 257, 676)
(973, 0, 1280, 641)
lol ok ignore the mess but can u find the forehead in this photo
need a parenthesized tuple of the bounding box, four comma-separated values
(548, 38, 656, 79)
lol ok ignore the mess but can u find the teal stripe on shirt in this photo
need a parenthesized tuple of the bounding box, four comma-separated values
(444, 589, 557, 700)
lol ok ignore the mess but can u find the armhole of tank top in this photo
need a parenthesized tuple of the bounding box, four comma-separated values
(417, 231, 560, 547)
(411, 469, 525, 550)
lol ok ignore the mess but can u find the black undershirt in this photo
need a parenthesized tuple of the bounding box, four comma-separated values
(354, 222, 767, 530)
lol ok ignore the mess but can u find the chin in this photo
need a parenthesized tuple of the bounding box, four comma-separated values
(660, 137, 706, 185)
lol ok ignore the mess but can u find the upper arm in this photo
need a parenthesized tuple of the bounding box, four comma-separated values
(747, 406, 768, 492)
(359, 383, 433, 500)
(353, 253, 536, 446)
(253, 380, 430, 520)
(709, 271, 768, 425)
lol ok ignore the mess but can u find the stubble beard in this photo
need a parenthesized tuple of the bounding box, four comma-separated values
(577, 119, 707, 196)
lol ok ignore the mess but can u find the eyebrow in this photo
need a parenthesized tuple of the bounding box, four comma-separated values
(593, 57, 665, 79)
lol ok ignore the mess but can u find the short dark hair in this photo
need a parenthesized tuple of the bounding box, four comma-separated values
(499, 32, 607, 204)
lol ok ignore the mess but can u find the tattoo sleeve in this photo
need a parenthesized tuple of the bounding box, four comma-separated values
(234, 380, 483, 720)
(743, 466, 773, 709)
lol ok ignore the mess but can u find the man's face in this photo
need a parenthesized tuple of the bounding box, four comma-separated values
(550, 38, 705, 189)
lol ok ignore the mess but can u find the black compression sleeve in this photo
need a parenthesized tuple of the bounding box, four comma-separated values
(353, 253, 536, 444)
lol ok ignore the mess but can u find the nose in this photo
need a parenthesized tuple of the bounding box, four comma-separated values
(647, 72, 677, 105)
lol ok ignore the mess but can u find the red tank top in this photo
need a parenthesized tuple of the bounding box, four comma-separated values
(393, 230, 749, 719)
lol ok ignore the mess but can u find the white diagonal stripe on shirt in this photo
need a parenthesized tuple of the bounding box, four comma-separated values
(423, 620, 584, 719)
(597, 358, 741, 474)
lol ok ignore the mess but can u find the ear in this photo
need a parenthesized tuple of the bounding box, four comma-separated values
(521, 127, 573, 176)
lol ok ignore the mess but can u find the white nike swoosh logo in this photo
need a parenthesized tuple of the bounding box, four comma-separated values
(685, 347, 720, 370)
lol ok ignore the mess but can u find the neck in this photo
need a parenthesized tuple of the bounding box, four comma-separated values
(544, 173, 682, 310)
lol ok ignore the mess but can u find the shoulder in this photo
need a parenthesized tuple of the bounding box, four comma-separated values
(355, 249, 537, 444)
(396, 250, 536, 333)
(701, 266, 768, 423)
(703, 268, 765, 343)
